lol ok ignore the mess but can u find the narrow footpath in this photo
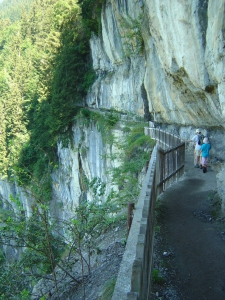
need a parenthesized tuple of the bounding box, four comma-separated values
(152, 150, 225, 300)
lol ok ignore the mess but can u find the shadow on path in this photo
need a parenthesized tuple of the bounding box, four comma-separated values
(152, 151, 225, 300)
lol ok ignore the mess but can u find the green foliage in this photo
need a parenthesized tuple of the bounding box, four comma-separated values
(0, 260, 32, 299)
(0, 192, 66, 297)
(125, 125, 154, 161)
(89, 177, 106, 197)
(0, 167, 125, 298)
(75, 108, 119, 144)
(0, 250, 5, 266)
(20, 290, 30, 300)
(0, 0, 153, 297)
(74, 113, 154, 208)
(152, 269, 165, 285)
(78, 0, 106, 35)
(109, 123, 155, 205)
(0, 0, 99, 183)
(0, 120, 152, 297)
(120, 14, 144, 57)
(100, 278, 117, 300)
(0, 0, 33, 22)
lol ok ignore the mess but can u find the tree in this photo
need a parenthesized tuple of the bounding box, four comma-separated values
(0, 173, 123, 299)
(0, 0, 100, 182)
(0, 0, 33, 23)
(0, 166, 64, 299)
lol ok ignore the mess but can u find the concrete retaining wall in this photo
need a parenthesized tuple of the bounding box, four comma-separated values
(112, 146, 157, 300)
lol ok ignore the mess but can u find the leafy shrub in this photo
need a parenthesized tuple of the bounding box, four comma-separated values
(152, 269, 165, 285)
(100, 278, 117, 300)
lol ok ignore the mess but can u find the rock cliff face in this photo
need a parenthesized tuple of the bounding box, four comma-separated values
(1, 0, 225, 219)
(0, 122, 125, 221)
(87, 0, 225, 204)
(89, 0, 225, 130)
(50, 122, 124, 219)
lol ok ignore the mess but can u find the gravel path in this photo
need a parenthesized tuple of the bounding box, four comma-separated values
(152, 151, 225, 300)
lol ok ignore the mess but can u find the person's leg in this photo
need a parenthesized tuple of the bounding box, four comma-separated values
(194, 150, 200, 167)
(196, 155, 201, 165)
(202, 157, 207, 173)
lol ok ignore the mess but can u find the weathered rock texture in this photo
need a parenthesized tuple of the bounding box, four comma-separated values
(0, 122, 125, 222)
(50, 122, 124, 219)
(88, 0, 225, 164)
(89, 0, 225, 130)
(217, 164, 225, 214)
(87, 0, 225, 205)
(0, 0, 225, 230)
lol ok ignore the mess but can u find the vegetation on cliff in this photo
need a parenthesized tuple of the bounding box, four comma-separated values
(0, 117, 154, 299)
(0, 0, 101, 182)
(0, 0, 155, 298)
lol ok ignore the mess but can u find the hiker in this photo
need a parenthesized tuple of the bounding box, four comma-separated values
(200, 137, 211, 173)
(186, 129, 202, 168)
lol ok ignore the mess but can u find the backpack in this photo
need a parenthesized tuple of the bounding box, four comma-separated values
(197, 134, 204, 145)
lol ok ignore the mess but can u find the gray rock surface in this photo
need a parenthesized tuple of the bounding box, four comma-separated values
(1, 0, 225, 283)
(88, 0, 225, 129)
(1, 0, 225, 230)
(216, 163, 225, 214)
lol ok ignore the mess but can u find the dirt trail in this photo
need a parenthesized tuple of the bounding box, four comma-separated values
(152, 150, 225, 300)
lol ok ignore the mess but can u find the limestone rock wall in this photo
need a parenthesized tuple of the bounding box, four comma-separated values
(0, 122, 124, 223)
(87, 0, 225, 206)
(50, 122, 123, 221)
(88, 0, 225, 132)
(1, 0, 225, 223)
(217, 164, 225, 214)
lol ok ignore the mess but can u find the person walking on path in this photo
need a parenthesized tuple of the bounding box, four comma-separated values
(200, 137, 211, 173)
(186, 129, 202, 168)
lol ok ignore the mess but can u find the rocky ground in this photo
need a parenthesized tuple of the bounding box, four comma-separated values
(32, 219, 127, 300)
(66, 222, 127, 300)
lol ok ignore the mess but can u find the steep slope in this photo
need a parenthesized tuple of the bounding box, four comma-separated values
(0, 1, 225, 298)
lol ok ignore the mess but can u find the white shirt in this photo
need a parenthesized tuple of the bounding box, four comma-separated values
(191, 134, 201, 150)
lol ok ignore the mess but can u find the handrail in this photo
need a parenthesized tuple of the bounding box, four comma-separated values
(145, 127, 185, 193)
(112, 127, 185, 300)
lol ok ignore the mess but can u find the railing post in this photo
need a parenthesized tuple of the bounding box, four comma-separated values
(127, 202, 135, 236)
